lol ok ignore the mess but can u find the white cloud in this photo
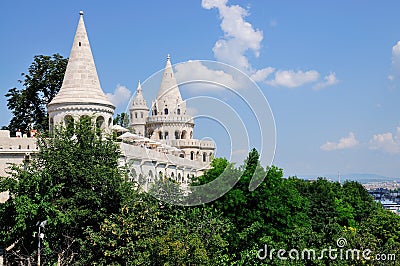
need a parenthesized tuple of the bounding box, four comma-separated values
(314, 72, 339, 90)
(321, 132, 359, 151)
(392, 41, 400, 64)
(202, 0, 263, 72)
(202, 0, 338, 89)
(369, 127, 400, 154)
(105, 84, 131, 109)
(250, 67, 275, 82)
(174, 60, 239, 90)
(389, 41, 400, 81)
(268, 70, 320, 88)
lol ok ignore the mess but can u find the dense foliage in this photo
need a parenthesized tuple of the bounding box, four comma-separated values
(4, 54, 67, 135)
(1, 130, 399, 265)
(113, 113, 129, 129)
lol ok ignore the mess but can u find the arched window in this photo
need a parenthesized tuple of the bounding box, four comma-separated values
(135, 112, 138, 118)
(164, 108, 168, 115)
(190, 151, 194, 160)
(190, 131, 193, 139)
(96, 116, 105, 129)
(148, 170, 154, 183)
(171, 172, 175, 179)
(177, 108, 181, 115)
(181, 130, 187, 139)
(138, 174, 144, 185)
(165, 131, 169, 140)
(175, 131, 180, 140)
(159, 131, 163, 140)
(203, 152, 207, 162)
(178, 173, 181, 183)
(141, 112, 143, 118)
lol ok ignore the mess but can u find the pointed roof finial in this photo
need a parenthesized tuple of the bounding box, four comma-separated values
(131, 80, 148, 108)
(156, 54, 182, 102)
(79, 10, 84, 16)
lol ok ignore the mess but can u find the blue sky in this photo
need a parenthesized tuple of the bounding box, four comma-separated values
(1, 0, 400, 178)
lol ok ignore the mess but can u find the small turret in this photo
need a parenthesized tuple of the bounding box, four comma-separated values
(129, 81, 149, 136)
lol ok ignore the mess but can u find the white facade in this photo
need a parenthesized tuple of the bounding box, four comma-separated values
(129, 55, 215, 164)
(0, 12, 216, 197)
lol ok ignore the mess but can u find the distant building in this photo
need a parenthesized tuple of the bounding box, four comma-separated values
(377, 199, 400, 215)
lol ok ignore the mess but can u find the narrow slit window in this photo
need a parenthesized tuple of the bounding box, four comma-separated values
(79, 42, 82, 46)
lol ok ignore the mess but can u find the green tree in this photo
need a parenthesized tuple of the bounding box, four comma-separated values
(86, 193, 232, 266)
(113, 113, 129, 129)
(0, 116, 127, 264)
(5, 54, 68, 136)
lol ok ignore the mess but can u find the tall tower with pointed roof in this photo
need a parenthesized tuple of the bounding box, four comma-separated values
(47, 11, 115, 134)
(146, 55, 194, 142)
(152, 54, 187, 117)
(141, 55, 215, 163)
(129, 81, 149, 136)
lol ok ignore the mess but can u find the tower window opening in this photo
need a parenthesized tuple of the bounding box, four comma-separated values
(79, 42, 81, 46)
(164, 108, 168, 115)
(177, 108, 180, 115)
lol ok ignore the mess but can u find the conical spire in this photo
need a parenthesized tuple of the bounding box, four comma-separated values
(156, 54, 182, 102)
(132, 80, 148, 108)
(48, 11, 114, 108)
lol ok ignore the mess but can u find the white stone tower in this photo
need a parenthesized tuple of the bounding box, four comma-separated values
(129, 81, 149, 136)
(47, 11, 115, 134)
(143, 55, 215, 162)
(146, 55, 194, 141)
